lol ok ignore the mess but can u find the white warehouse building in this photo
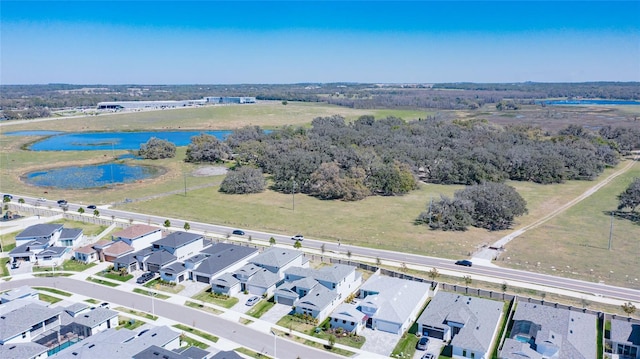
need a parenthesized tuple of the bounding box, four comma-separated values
(97, 96, 256, 110)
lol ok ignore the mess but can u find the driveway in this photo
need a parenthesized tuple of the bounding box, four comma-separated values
(413, 337, 445, 359)
(230, 292, 260, 313)
(179, 280, 209, 298)
(260, 303, 293, 324)
(359, 327, 401, 356)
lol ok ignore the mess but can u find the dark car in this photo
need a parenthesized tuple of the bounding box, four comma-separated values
(136, 272, 155, 284)
(421, 354, 435, 359)
(416, 336, 429, 350)
(3, 194, 13, 200)
(87, 205, 97, 209)
(455, 260, 473, 267)
(232, 230, 245, 236)
(57, 199, 68, 206)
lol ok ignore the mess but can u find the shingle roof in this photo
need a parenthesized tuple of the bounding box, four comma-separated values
(285, 264, 355, 286)
(358, 275, 430, 325)
(0, 286, 38, 302)
(60, 228, 83, 240)
(331, 303, 366, 322)
(113, 224, 161, 240)
(73, 307, 118, 328)
(247, 268, 281, 289)
(250, 247, 302, 271)
(297, 285, 338, 312)
(212, 272, 240, 288)
(75, 244, 98, 254)
(0, 302, 62, 341)
(610, 318, 640, 345)
(234, 263, 261, 278)
(65, 302, 90, 315)
(134, 345, 185, 359)
(0, 342, 49, 359)
(153, 231, 202, 248)
(92, 240, 113, 249)
(16, 224, 63, 240)
(145, 250, 177, 266)
(184, 253, 208, 265)
(194, 243, 257, 276)
(417, 292, 504, 353)
(114, 252, 138, 265)
(161, 261, 187, 274)
(103, 241, 134, 257)
(35, 246, 69, 257)
(174, 345, 211, 359)
(211, 349, 245, 359)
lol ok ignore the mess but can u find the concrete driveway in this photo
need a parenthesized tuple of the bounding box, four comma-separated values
(359, 327, 401, 356)
(260, 303, 293, 324)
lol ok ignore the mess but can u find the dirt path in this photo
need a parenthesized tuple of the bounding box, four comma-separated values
(474, 153, 638, 261)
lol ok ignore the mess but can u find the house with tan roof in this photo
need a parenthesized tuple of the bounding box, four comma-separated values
(112, 224, 162, 251)
(101, 241, 134, 262)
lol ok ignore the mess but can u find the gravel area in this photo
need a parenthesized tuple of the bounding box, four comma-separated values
(193, 166, 228, 177)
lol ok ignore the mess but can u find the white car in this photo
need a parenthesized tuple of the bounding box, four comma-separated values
(291, 234, 304, 241)
(245, 296, 260, 306)
(37, 197, 47, 202)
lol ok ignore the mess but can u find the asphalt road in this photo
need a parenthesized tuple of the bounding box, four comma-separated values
(13, 195, 640, 303)
(0, 277, 341, 359)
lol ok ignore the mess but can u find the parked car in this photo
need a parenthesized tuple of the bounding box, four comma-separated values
(136, 272, 155, 284)
(11, 261, 20, 269)
(87, 205, 97, 209)
(245, 296, 260, 306)
(416, 336, 429, 350)
(232, 229, 245, 236)
(291, 234, 304, 241)
(421, 354, 434, 359)
(455, 260, 473, 267)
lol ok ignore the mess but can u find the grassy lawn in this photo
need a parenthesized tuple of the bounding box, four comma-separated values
(97, 271, 134, 282)
(185, 301, 223, 315)
(132, 288, 170, 299)
(246, 299, 275, 319)
(39, 293, 62, 304)
(115, 306, 158, 321)
(51, 219, 109, 237)
(84, 298, 99, 304)
(144, 279, 185, 294)
(61, 259, 96, 272)
(178, 336, 208, 349)
(116, 316, 146, 330)
(391, 322, 419, 358)
(173, 324, 219, 343)
(87, 276, 120, 287)
(0, 258, 9, 277)
(502, 161, 640, 288)
(34, 287, 72, 297)
(234, 347, 271, 359)
(33, 272, 72, 277)
(191, 289, 239, 309)
(0, 231, 18, 252)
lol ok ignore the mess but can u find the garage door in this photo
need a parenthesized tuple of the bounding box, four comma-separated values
(376, 320, 401, 334)
(278, 297, 295, 306)
(424, 327, 445, 340)
(196, 275, 210, 284)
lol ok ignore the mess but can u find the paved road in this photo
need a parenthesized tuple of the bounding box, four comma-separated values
(0, 277, 341, 359)
(12, 195, 640, 303)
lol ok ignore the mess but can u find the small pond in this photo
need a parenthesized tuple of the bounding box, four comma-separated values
(540, 99, 640, 106)
(27, 130, 233, 151)
(24, 163, 162, 189)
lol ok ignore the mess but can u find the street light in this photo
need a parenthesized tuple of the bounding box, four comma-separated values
(151, 291, 158, 316)
(270, 330, 277, 359)
(291, 177, 296, 212)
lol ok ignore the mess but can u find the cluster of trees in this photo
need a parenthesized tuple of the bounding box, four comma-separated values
(415, 182, 528, 231)
(618, 178, 640, 213)
(138, 137, 176, 159)
(219, 167, 266, 194)
(224, 116, 625, 202)
(185, 134, 231, 163)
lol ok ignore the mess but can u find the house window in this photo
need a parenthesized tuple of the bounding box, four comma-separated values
(334, 318, 338, 322)
(22, 332, 27, 339)
(471, 353, 475, 359)
(343, 320, 346, 324)
(463, 350, 467, 357)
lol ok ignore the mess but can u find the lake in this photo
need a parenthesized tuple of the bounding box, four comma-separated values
(541, 99, 640, 106)
(23, 130, 233, 151)
(24, 163, 163, 189)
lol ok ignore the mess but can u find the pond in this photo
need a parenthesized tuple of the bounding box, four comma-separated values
(24, 163, 163, 189)
(540, 99, 640, 106)
(26, 130, 233, 151)
(4, 130, 65, 136)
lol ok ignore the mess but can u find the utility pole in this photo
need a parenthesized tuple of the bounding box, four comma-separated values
(428, 197, 433, 226)
(184, 172, 187, 197)
(608, 211, 613, 250)
(291, 177, 296, 212)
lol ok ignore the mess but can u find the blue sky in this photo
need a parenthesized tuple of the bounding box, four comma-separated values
(2, 1, 639, 84)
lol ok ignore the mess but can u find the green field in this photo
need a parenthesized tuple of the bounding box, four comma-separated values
(1, 102, 638, 288)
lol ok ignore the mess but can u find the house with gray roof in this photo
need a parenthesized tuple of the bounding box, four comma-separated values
(191, 243, 258, 284)
(15, 224, 63, 247)
(417, 291, 505, 359)
(144, 250, 177, 273)
(113, 252, 139, 273)
(58, 228, 83, 247)
(52, 325, 181, 359)
(0, 286, 38, 304)
(68, 307, 118, 337)
(294, 285, 340, 323)
(9, 238, 52, 264)
(0, 341, 49, 359)
(606, 318, 640, 359)
(211, 272, 241, 296)
(0, 302, 62, 344)
(246, 268, 282, 297)
(159, 261, 189, 283)
(499, 301, 597, 359)
(329, 303, 367, 334)
(284, 264, 361, 299)
(210, 350, 244, 359)
(112, 224, 162, 251)
(133, 344, 211, 359)
(173, 346, 211, 359)
(34, 246, 71, 266)
(356, 274, 431, 335)
(152, 231, 204, 261)
(249, 247, 307, 278)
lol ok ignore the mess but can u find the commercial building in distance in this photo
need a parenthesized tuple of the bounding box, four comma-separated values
(97, 96, 256, 110)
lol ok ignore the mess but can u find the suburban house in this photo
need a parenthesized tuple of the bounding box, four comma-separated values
(134, 345, 211, 359)
(499, 302, 597, 359)
(74, 242, 104, 264)
(293, 284, 340, 322)
(249, 247, 307, 278)
(417, 292, 505, 359)
(8, 238, 51, 263)
(58, 228, 83, 247)
(144, 250, 177, 273)
(210, 350, 244, 359)
(356, 274, 431, 334)
(113, 252, 139, 272)
(52, 325, 181, 359)
(112, 224, 162, 251)
(0, 286, 39, 304)
(283, 264, 361, 299)
(0, 341, 48, 359)
(14, 224, 63, 247)
(189, 243, 258, 284)
(63, 307, 118, 337)
(211, 273, 242, 296)
(245, 267, 282, 297)
(151, 231, 205, 261)
(329, 303, 367, 335)
(101, 241, 135, 262)
(606, 318, 640, 359)
(0, 302, 62, 344)
(34, 246, 71, 265)
(159, 261, 189, 283)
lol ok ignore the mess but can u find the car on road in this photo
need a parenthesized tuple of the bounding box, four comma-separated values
(455, 259, 473, 267)
(99, 302, 110, 309)
(87, 205, 97, 209)
(245, 296, 260, 306)
(37, 197, 46, 202)
(416, 336, 429, 350)
(136, 272, 155, 284)
(57, 199, 67, 206)
(421, 354, 434, 359)
(291, 234, 304, 241)
(3, 194, 13, 200)
(232, 230, 245, 236)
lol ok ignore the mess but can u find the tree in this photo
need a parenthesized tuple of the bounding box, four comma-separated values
(163, 219, 171, 229)
(185, 133, 231, 163)
(219, 167, 266, 194)
(293, 240, 302, 249)
(621, 301, 637, 315)
(78, 207, 85, 214)
(428, 267, 440, 280)
(2, 196, 10, 203)
(269, 237, 276, 246)
(328, 334, 336, 349)
(18, 198, 25, 204)
(93, 209, 100, 217)
(456, 182, 528, 231)
(618, 178, 640, 212)
(183, 222, 190, 231)
(501, 281, 508, 292)
(416, 195, 474, 231)
(346, 250, 352, 259)
(138, 137, 176, 159)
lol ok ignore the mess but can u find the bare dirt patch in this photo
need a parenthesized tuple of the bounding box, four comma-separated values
(192, 166, 228, 177)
